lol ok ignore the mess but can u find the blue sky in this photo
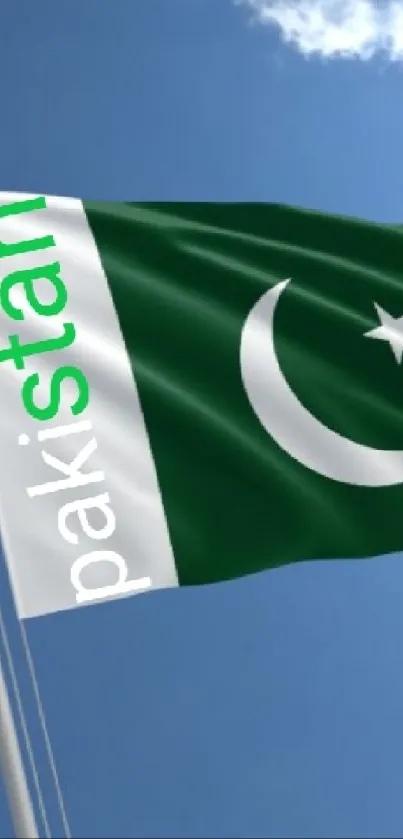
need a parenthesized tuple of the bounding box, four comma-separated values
(1, 1, 403, 836)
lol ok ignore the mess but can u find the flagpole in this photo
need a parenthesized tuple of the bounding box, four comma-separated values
(0, 651, 39, 838)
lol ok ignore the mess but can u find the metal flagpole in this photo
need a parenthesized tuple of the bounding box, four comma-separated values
(0, 650, 39, 838)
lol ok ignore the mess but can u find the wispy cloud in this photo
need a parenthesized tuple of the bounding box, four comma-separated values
(238, 0, 403, 60)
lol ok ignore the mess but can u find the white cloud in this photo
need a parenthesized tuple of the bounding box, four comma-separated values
(239, 0, 403, 60)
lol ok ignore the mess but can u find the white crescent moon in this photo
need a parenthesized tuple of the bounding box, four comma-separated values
(240, 279, 403, 487)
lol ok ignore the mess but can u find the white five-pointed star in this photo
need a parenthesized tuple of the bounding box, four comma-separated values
(364, 303, 403, 364)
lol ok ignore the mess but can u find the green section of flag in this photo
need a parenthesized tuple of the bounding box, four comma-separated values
(84, 201, 403, 585)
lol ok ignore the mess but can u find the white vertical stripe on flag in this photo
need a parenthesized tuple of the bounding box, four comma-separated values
(0, 193, 177, 619)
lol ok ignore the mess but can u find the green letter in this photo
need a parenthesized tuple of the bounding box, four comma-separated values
(0, 261, 68, 321)
(0, 262, 67, 320)
(0, 197, 54, 259)
(0, 323, 76, 370)
(22, 365, 90, 421)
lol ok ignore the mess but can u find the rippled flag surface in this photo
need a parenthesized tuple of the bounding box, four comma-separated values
(0, 194, 402, 618)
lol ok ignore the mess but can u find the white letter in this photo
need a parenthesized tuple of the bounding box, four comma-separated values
(58, 493, 116, 545)
(70, 550, 152, 605)
(27, 438, 104, 497)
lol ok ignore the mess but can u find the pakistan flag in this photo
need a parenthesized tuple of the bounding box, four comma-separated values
(0, 194, 403, 619)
